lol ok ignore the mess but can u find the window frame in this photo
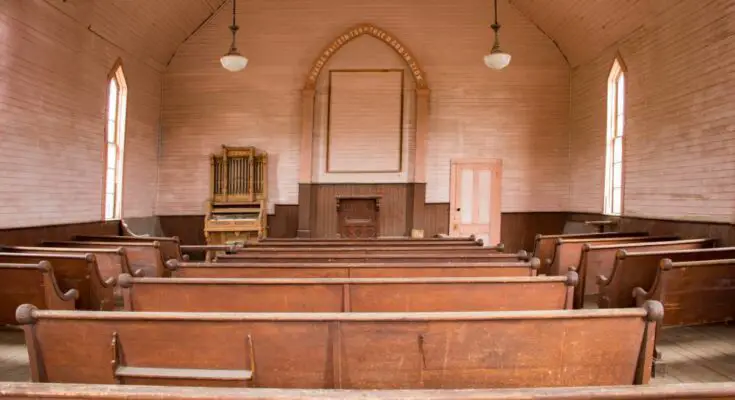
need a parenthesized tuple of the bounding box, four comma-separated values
(603, 56, 626, 216)
(103, 60, 128, 221)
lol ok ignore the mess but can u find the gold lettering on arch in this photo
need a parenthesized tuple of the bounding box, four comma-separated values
(305, 24, 427, 89)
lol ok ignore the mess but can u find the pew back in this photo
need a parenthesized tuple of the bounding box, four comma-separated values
(75, 235, 182, 261)
(0, 253, 113, 310)
(43, 241, 165, 277)
(574, 239, 716, 308)
(216, 250, 528, 264)
(120, 274, 577, 313)
(18, 303, 661, 389)
(167, 259, 541, 279)
(0, 262, 76, 324)
(599, 247, 735, 309)
(549, 236, 679, 276)
(636, 259, 735, 328)
(0, 246, 138, 281)
(533, 232, 648, 274)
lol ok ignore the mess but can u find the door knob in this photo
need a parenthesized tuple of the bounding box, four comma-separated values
(456, 208, 461, 211)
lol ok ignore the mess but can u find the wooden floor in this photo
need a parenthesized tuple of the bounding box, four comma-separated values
(0, 324, 733, 386)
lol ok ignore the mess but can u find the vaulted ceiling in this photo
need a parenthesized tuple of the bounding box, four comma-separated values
(509, 0, 671, 66)
(45, 0, 227, 69)
(47, 0, 670, 70)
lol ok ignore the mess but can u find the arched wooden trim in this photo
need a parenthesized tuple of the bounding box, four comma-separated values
(304, 24, 428, 90)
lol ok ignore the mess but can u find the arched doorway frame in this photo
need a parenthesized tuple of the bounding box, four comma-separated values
(297, 24, 431, 237)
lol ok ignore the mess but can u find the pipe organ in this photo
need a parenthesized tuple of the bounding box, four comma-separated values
(204, 146, 268, 245)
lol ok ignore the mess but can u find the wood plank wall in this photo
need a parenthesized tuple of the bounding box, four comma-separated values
(568, 0, 735, 222)
(0, 1, 163, 228)
(158, 0, 570, 215)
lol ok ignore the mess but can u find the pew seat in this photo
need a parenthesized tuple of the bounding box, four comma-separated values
(0, 262, 77, 324)
(0, 253, 114, 311)
(572, 239, 715, 308)
(119, 272, 577, 312)
(598, 247, 735, 309)
(166, 259, 541, 278)
(17, 302, 661, 389)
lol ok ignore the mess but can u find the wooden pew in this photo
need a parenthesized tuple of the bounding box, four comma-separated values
(258, 236, 484, 247)
(2, 382, 735, 400)
(43, 241, 166, 278)
(635, 258, 735, 329)
(233, 245, 505, 254)
(215, 250, 529, 264)
(0, 246, 142, 281)
(598, 247, 735, 309)
(166, 258, 541, 278)
(0, 262, 77, 324)
(533, 231, 648, 274)
(572, 238, 716, 308)
(17, 301, 661, 388)
(548, 235, 679, 276)
(0, 253, 114, 311)
(75, 235, 182, 262)
(119, 272, 577, 312)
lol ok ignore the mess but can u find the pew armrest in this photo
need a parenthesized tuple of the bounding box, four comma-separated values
(116, 366, 252, 382)
(632, 286, 650, 307)
(61, 289, 79, 302)
(596, 274, 609, 286)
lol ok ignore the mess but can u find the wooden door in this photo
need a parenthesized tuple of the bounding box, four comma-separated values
(449, 159, 502, 246)
(337, 198, 379, 238)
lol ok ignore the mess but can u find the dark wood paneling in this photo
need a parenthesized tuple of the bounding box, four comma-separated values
(121, 216, 161, 236)
(313, 184, 408, 238)
(424, 203, 450, 238)
(269, 205, 299, 238)
(569, 213, 735, 247)
(0, 220, 119, 246)
(501, 212, 569, 252)
(158, 215, 205, 245)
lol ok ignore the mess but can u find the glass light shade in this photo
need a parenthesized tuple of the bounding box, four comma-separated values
(484, 52, 511, 70)
(220, 53, 248, 72)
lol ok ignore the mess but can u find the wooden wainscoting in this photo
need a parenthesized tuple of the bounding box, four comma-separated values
(569, 213, 735, 246)
(0, 220, 120, 246)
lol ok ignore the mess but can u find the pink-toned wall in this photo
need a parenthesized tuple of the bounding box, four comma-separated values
(158, 0, 570, 215)
(569, 0, 735, 222)
(0, 1, 160, 228)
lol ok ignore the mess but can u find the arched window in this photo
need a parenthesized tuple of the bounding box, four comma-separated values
(604, 57, 625, 215)
(104, 63, 127, 220)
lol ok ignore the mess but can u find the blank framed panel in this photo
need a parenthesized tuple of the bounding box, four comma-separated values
(327, 70, 403, 173)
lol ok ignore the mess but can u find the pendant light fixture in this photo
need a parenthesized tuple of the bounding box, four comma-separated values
(220, 0, 248, 72)
(484, 0, 511, 70)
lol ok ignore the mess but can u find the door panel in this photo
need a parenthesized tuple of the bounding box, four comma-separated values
(450, 160, 502, 246)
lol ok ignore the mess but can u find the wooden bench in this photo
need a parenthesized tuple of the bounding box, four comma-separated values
(1, 381, 735, 400)
(635, 258, 735, 331)
(0, 262, 77, 325)
(234, 245, 505, 254)
(572, 238, 716, 308)
(215, 250, 529, 264)
(43, 241, 166, 278)
(166, 258, 541, 278)
(548, 236, 679, 276)
(17, 301, 661, 388)
(598, 247, 735, 309)
(75, 235, 182, 262)
(258, 236, 484, 247)
(0, 253, 114, 311)
(533, 232, 648, 274)
(0, 246, 142, 281)
(119, 272, 577, 312)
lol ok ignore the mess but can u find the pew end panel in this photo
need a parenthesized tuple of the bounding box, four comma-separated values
(0, 262, 77, 325)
